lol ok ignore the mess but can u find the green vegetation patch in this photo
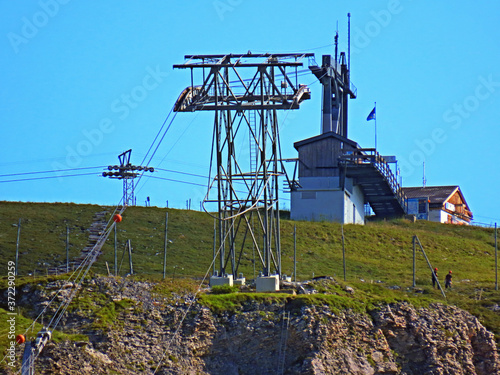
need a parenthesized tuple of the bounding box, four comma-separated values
(210, 284, 240, 294)
(151, 277, 201, 298)
(67, 288, 135, 331)
(198, 286, 421, 316)
(0, 307, 89, 355)
(0, 201, 97, 276)
(198, 292, 288, 313)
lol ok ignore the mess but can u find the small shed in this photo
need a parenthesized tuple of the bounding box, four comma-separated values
(293, 132, 359, 178)
(290, 132, 365, 224)
(402, 186, 473, 224)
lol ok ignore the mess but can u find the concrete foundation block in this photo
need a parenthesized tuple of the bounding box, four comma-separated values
(209, 274, 233, 287)
(234, 277, 246, 286)
(256, 275, 280, 292)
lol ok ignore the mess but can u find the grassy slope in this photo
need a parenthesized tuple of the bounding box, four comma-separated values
(0, 201, 499, 342)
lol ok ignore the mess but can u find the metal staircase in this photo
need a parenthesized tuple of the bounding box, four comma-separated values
(339, 149, 407, 217)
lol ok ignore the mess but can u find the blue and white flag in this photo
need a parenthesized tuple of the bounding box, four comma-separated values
(367, 107, 376, 121)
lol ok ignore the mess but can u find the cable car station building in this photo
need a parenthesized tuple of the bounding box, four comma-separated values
(290, 53, 407, 224)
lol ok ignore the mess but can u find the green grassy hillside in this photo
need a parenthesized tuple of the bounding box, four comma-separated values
(1, 201, 499, 341)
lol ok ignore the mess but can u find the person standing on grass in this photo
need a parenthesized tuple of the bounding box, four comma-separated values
(445, 270, 452, 289)
(432, 267, 438, 288)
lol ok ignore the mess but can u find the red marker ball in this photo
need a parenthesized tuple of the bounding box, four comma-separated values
(16, 334, 25, 344)
(113, 214, 123, 223)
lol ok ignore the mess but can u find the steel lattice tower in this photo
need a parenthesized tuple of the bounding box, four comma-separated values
(173, 53, 312, 279)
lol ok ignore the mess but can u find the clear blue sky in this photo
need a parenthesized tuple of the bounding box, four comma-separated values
(1, 1, 499, 225)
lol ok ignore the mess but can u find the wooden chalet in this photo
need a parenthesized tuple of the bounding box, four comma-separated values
(402, 186, 473, 224)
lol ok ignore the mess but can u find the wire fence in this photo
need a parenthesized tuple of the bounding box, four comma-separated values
(471, 221, 497, 228)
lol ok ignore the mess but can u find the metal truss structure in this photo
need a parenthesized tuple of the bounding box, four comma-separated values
(310, 49, 356, 137)
(174, 53, 312, 278)
(103, 149, 154, 206)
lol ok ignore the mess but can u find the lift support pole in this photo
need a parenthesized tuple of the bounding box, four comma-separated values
(413, 235, 446, 298)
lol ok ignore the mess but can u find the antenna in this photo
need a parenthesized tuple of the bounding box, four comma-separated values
(423, 162, 427, 187)
(334, 25, 338, 70)
(347, 12, 351, 75)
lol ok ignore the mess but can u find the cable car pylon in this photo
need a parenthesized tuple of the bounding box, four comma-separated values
(102, 149, 154, 206)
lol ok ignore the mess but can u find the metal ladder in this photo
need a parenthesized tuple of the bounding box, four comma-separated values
(248, 110, 258, 174)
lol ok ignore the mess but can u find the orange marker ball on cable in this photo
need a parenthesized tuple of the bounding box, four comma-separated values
(16, 334, 25, 344)
(113, 214, 122, 223)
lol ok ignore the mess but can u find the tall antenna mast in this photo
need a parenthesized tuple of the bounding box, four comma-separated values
(334, 23, 338, 70)
(347, 12, 351, 75)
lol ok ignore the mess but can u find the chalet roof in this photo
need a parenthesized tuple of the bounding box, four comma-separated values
(293, 132, 359, 150)
(402, 186, 470, 209)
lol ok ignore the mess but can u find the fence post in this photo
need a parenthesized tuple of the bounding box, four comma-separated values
(163, 212, 168, 280)
(15, 219, 21, 276)
(66, 226, 70, 273)
(213, 218, 216, 276)
(495, 223, 498, 291)
(294, 225, 297, 282)
(342, 225, 346, 281)
(114, 225, 117, 276)
(127, 240, 133, 275)
(412, 235, 416, 287)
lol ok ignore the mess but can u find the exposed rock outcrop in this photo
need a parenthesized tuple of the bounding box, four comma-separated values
(2, 277, 499, 374)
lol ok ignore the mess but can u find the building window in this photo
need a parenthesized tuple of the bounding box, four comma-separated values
(418, 199, 427, 214)
(302, 192, 316, 199)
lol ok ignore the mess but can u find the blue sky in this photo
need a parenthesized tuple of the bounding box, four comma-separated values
(1, 1, 499, 225)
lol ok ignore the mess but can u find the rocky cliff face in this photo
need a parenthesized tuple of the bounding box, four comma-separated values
(3, 277, 499, 374)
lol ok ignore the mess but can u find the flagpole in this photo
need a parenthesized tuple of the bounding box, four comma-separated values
(366, 104, 377, 147)
(374, 101, 377, 150)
